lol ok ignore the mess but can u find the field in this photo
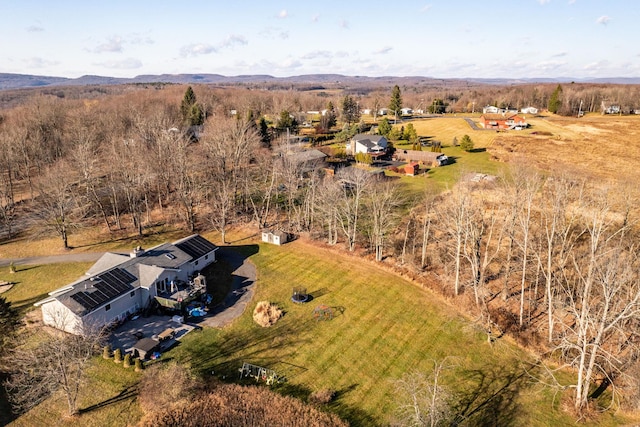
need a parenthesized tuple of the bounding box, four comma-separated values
(5, 236, 633, 426)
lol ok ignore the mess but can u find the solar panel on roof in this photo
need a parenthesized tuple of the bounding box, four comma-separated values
(176, 235, 216, 259)
(70, 293, 92, 309)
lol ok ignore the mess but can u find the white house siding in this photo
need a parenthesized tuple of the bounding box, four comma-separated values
(82, 288, 142, 330)
(41, 299, 82, 334)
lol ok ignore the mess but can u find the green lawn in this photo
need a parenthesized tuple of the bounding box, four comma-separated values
(0, 263, 92, 315)
(170, 241, 629, 426)
(4, 241, 635, 426)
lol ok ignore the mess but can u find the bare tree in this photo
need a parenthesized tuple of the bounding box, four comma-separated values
(335, 167, 371, 252)
(394, 359, 454, 427)
(365, 181, 402, 262)
(30, 161, 82, 248)
(4, 315, 105, 416)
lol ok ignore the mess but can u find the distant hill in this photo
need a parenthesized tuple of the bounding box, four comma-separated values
(1, 72, 640, 90)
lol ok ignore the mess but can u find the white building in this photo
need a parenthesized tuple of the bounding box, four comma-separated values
(36, 234, 218, 334)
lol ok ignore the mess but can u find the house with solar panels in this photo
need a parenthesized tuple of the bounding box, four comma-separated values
(35, 234, 218, 335)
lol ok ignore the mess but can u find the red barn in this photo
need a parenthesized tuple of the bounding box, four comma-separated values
(480, 113, 528, 130)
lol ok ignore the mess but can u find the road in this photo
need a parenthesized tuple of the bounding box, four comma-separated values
(0, 252, 105, 267)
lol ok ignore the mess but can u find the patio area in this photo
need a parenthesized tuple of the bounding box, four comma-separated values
(109, 314, 198, 356)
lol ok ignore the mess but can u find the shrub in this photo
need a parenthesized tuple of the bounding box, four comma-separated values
(123, 353, 132, 368)
(114, 348, 122, 363)
(135, 358, 144, 372)
(309, 388, 336, 405)
(253, 301, 283, 327)
(138, 362, 204, 418)
(460, 134, 474, 152)
(102, 345, 111, 359)
(139, 383, 348, 427)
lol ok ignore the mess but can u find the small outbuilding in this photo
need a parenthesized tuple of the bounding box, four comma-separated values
(404, 162, 420, 176)
(261, 230, 289, 246)
(131, 337, 160, 360)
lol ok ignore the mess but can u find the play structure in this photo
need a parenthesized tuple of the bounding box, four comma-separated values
(238, 362, 283, 385)
(312, 304, 334, 321)
(291, 287, 309, 303)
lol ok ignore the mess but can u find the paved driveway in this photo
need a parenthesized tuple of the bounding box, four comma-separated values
(200, 247, 256, 328)
(109, 314, 196, 354)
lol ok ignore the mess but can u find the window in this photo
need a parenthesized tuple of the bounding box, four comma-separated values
(105, 304, 111, 311)
(130, 291, 135, 297)
(194, 260, 199, 266)
(205, 254, 208, 260)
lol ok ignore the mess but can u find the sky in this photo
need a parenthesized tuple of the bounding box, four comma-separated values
(0, 0, 637, 80)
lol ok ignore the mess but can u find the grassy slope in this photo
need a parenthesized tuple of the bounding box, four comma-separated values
(171, 239, 629, 426)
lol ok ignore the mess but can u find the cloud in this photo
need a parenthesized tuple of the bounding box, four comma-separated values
(24, 57, 58, 69)
(312, 13, 320, 23)
(278, 9, 288, 19)
(584, 59, 610, 71)
(339, 19, 349, 29)
(537, 0, 550, 4)
(552, 51, 568, 58)
(96, 58, 143, 70)
(374, 46, 393, 55)
(568, 0, 576, 3)
(420, 4, 432, 12)
(180, 43, 217, 57)
(259, 27, 289, 40)
(90, 36, 124, 53)
(596, 15, 611, 25)
(27, 25, 44, 32)
(180, 34, 249, 57)
(302, 50, 333, 60)
(220, 34, 248, 49)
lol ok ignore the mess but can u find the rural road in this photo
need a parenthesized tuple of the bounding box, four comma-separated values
(0, 252, 105, 267)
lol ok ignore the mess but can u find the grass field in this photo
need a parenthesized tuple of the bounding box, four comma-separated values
(3, 238, 635, 426)
(0, 263, 92, 315)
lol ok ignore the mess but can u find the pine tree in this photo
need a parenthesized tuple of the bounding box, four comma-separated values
(548, 84, 563, 114)
(180, 86, 204, 126)
(389, 85, 403, 123)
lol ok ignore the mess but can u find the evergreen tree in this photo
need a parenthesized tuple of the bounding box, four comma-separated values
(276, 110, 298, 134)
(180, 86, 204, 126)
(389, 85, 403, 123)
(548, 84, 563, 114)
(341, 95, 360, 126)
(0, 296, 19, 349)
(460, 134, 474, 152)
(259, 116, 271, 146)
(378, 117, 392, 137)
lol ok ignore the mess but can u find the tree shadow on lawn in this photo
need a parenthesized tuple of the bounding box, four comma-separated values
(182, 316, 317, 381)
(79, 384, 138, 414)
(450, 362, 535, 427)
(274, 381, 379, 426)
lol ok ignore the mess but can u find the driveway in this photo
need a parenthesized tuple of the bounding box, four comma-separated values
(200, 247, 256, 328)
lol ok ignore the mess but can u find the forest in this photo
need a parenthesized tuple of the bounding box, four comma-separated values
(2, 80, 640, 422)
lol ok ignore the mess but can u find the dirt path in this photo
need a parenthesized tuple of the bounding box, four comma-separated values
(0, 252, 105, 267)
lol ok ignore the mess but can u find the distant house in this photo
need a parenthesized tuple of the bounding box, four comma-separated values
(35, 234, 218, 335)
(283, 148, 328, 175)
(482, 105, 500, 114)
(404, 162, 420, 176)
(262, 230, 289, 246)
(393, 150, 449, 166)
(346, 134, 388, 156)
(400, 107, 413, 116)
(378, 108, 388, 116)
(602, 102, 621, 114)
(520, 106, 538, 114)
(362, 108, 372, 115)
(480, 113, 528, 130)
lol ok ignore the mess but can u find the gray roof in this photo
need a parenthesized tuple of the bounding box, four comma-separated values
(50, 234, 217, 316)
(353, 134, 387, 144)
